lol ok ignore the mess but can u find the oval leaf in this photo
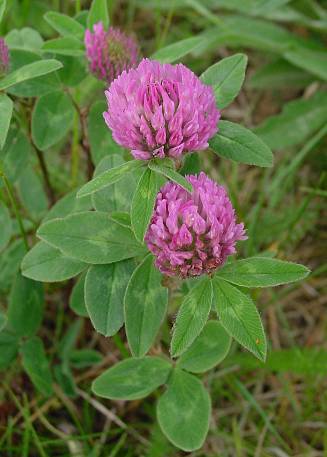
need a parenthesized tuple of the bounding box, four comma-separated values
(32, 90, 75, 150)
(178, 320, 231, 373)
(216, 257, 310, 287)
(0, 59, 63, 90)
(157, 368, 211, 452)
(201, 53, 248, 109)
(210, 121, 273, 167)
(85, 260, 135, 337)
(212, 277, 267, 361)
(21, 241, 86, 282)
(124, 255, 168, 357)
(170, 276, 213, 358)
(37, 211, 145, 264)
(92, 356, 171, 400)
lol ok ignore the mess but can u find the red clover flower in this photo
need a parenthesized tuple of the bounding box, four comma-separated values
(103, 58, 220, 160)
(145, 172, 246, 278)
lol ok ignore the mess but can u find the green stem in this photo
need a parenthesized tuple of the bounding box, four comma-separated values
(112, 334, 129, 359)
(75, 0, 81, 14)
(0, 169, 29, 251)
(71, 109, 80, 188)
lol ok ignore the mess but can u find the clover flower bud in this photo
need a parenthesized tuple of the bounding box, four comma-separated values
(85, 22, 139, 84)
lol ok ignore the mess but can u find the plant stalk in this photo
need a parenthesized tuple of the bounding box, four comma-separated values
(0, 170, 29, 251)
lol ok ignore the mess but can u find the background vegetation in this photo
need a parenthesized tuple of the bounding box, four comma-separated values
(0, 0, 326, 455)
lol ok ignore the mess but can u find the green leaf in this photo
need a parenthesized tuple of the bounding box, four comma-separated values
(21, 241, 86, 282)
(8, 274, 44, 337)
(17, 164, 48, 220)
(5, 49, 60, 98)
(210, 120, 273, 167)
(228, 347, 327, 376)
(0, 0, 6, 22)
(212, 278, 267, 361)
(57, 55, 87, 87)
(0, 332, 19, 370)
(0, 59, 63, 90)
(92, 356, 171, 400)
(180, 153, 201, 175)
(284, 46, 327, 81)
(5, 27, 43, 52)
(249, 58, 315, 89)
(0, 127, 31, 182)
(92, 155, 138, 212)
(170, 276, 213, 358)
(87, 0, 109, 30)
(42, 37, 84, 56)
(44, 11, 85, 40)
(31, 90, 75, 150)
(77, 160, 144, 198)
(21, 337, 53, 396)
(69, 272, 88, 317)
(54, 363, 76, 397)
(43, 188, 91, 222)
(0, 240, 25, 295)
(254, 91, 327, 150)
(200, 53, 248, 109)
(131, 167, 163, 243)
(148, 161, 192, 193)
(217, 15, 299, 53)
(37, 211, 145, 264)
(157, 368, 211, 452)
(216, 257, 310, 287)
(124, 255, 168, 358)
(177, 320, 231, 373)
(88, 100, 124, 165)
(0, 201, 12, 252)
(151, 36, 204, 63)
(69, 349, 102, 369)
(0, 94, 13, 150)
(85, 260, 135, 337)
(58, 319, 82, 361)
(0, 311, 7, 332)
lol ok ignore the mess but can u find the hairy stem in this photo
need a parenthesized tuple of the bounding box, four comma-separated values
(0, 169, 29, 251)
(34, 146, 56, 205)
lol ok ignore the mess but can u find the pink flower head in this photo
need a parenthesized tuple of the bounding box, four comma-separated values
(145, 172, 246, 278)
(0, 37, 9, 76)
(103, 58, 220, 160)
(84, 22, 139, 84)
